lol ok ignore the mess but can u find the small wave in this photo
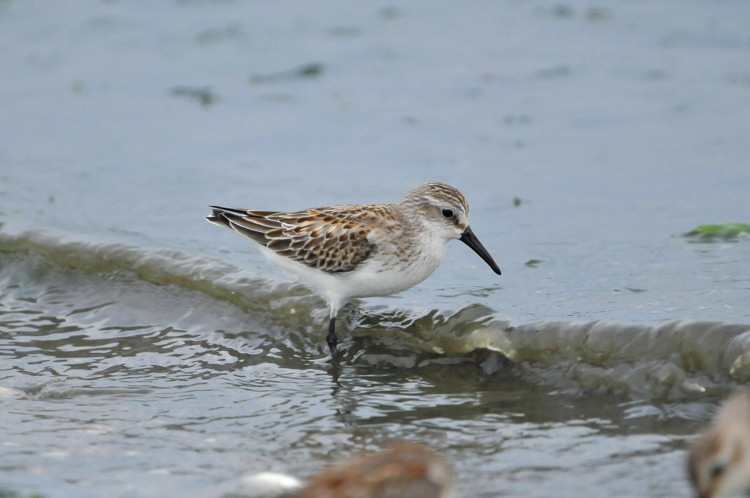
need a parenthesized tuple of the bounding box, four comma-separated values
(2, 230, 748, 399)
(0, 229, 309, 314)
(502, 320, 750, 397)
(347, 307, 750, 397)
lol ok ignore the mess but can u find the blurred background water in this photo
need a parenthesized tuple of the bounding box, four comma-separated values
(1, 1, 750, 497)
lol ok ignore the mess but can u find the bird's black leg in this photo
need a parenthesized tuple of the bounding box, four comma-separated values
(326, 316, 338, 358)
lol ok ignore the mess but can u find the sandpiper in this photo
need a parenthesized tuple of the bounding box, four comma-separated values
(280, 442, 453, 498)
(207, 182, 501, 356)
(688, 388, 750, 498)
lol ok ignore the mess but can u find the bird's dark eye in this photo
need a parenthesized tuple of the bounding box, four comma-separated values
(441, 208, 454, 218)
(710, 463, 726, 480)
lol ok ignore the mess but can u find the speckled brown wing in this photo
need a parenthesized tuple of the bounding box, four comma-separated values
(207, 205, 378, 273)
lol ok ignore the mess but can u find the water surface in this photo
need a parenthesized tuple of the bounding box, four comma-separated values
(2, 1, 750, 497)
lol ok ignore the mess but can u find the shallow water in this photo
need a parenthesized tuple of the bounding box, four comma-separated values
(2, 1, 750, 497)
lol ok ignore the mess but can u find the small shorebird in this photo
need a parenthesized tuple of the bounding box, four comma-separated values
(207, 182, 501, 356)
(278, 442, 453, 498)
(687, 388, 750, 498)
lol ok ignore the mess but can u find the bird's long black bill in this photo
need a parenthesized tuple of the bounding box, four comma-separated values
(460, 226, 502, 275)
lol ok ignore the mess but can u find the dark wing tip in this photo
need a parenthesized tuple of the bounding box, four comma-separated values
(209, 205, 249, 214)
(206, 206, 242, 231)
(207, 206, 251, 227)
(206, 206, 277, 246)
(206, 213, 229, 229)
